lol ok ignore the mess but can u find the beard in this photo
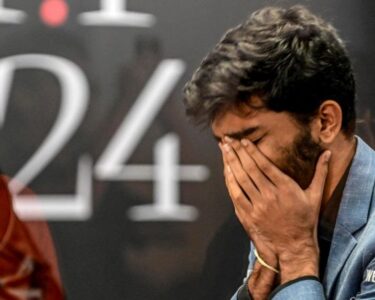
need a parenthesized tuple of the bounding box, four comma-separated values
(276, 128, 323, 189)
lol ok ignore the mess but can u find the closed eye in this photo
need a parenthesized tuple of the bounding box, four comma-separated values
(252, 138, 262, 145)
(251, 133, 266, 145)
(253, 138, 261, 145)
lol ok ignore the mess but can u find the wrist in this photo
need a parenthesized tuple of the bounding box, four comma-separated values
(278, 245, 319, 284)
(257, 249, 278, 269)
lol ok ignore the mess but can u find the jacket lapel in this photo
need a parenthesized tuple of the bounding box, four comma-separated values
(323, 223, 357, 298)
(324, 137, 375, 298)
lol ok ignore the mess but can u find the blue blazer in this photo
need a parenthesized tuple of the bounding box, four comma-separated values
(232, 137, 375, 299)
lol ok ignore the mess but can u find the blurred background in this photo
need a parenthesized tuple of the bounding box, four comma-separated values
(0, 1, 375, 299)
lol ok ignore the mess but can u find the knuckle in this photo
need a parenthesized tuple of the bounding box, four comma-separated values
(261, 163, 270, 173)
(256, 202, 267, 213)
(248, 145, 257, 156)
(252, 205, 262, 218)
(262, 188, 277, 202)
(232, 141, 241, 151)
(233, 192, 242, 202)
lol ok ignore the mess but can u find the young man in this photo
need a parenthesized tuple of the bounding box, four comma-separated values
(183, 5, 375, 300)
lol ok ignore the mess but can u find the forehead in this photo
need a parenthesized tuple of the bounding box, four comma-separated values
(211, 107, 261, 139)
(211, 102, 300, 140)
(211, 97, 261, 132)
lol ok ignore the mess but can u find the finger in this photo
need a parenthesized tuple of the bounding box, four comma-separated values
(220, 144, 234, 198)
(220, 143, 246, 207)
(219, 142, 230, 173)
(224, 166, 244, 217)
(224, 163, 251, 209)
(224, 164, 253, 216)
(221, 141, 261, 200)
(229, 138, 275, 191)
(241, 138, 291, 186)
(307, 150, 331, 197)
(223, 164, 234, 198)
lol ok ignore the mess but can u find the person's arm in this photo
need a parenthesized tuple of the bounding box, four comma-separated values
(239, 262, 278, 300)
(250, 257, 375, 299)
(232, 253, 322, 300)
(0, 175, 65, 299)
(232, 247, 321, 300)
(231, 243, 279, 300)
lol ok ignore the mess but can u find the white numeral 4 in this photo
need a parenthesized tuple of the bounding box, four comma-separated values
(95, 60, 209, 221)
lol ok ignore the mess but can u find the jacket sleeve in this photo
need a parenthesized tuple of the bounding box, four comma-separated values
(269, 257, 375, 300)
(269, 277, 325, 299)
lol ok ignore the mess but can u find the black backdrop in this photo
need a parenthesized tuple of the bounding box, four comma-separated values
(0, 1, 375, 299)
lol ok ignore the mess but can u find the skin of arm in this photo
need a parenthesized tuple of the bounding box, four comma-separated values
(247, 259, 279, 299)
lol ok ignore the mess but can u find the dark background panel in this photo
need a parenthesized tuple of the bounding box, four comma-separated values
(0, 1, 374, 299)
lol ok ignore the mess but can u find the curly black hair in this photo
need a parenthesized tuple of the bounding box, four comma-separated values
(183, 5, 356, 136)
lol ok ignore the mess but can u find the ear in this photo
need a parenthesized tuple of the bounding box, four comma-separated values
(314, 100, 342, 144)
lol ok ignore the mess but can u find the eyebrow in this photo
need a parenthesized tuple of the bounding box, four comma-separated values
(213, 126, 260, 142)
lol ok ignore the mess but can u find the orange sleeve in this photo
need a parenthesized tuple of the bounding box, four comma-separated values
(0, 175, 65, 299)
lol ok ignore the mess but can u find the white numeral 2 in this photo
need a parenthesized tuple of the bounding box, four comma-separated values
(0, 54, 91, 220)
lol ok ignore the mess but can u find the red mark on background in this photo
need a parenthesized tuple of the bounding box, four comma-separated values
(40, 0, 69, 27)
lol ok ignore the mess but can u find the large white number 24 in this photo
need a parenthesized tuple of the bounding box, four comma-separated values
(0, 54, 209, 221)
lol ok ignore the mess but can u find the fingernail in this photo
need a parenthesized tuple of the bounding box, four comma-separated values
(325, 151, 332, 163)
(223, 143, 231, 152)
(241, 139, 249, 146)
(224, 136, 233, 143)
